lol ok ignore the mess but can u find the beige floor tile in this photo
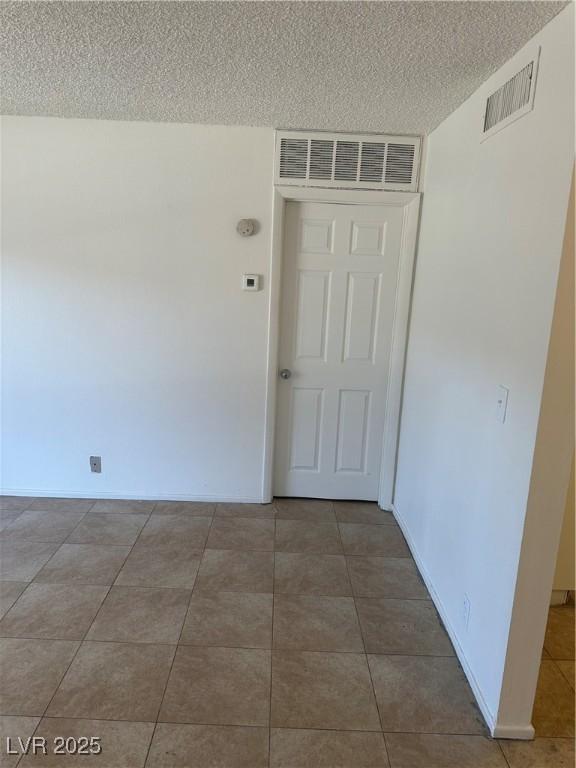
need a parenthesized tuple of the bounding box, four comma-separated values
(334, 502, 397, 527)
(356, 598, 453, 656)
(153, 501, 215, 516)
(532, 660, 575, 737)
(207, 517, 275, 551)
(115, 544, 202, 588)
(347, 557, 428, 598)
(368, 655, 485, 734)
(89, 500, 155, 515)
(47, 641, 175, 721)
(0, 638, 79, 715)
(385, 733, 507, 767)
(274, 553, 352, 596)
(273, 595, 363, 652)
(0, 716, 41, 768)
(556, 659, 575, 690)
(180, 591, 273, 648)
(271, 728, 388, 767)
(19, 718, 155, 767)
(1, 510, 86, 544)
(275, 520, 342, 555)
(543, 605, 575, 660)
(0, 583, 108, 640)
(215, 503, 277, 519)
(0, 511, 23, 532)
(0, 497, 35, 512)
(340, 524, 410, 557)
(27, 499, 95, 513)
(271, 650, 380, 731)
(0, 582, 27, 619)
(147, 723, 269, 768)
(195, 550, 274, 593)
(86, 586, 190, 644)
(0, 540, 60, 582)
(499, 737, 575, 768)
(160, 645, 271, 726)
(34, 544, 130, 585)
(137, 515, 211, 548)
(66, 513, 147, 545)
(274, 499, 335, 523)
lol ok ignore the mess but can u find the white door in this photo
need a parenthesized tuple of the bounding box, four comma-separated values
(274, 200, 405, 500)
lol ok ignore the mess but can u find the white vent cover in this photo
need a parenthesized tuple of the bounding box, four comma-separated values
(482, 48, 540, 141)
(275, 131, 421, 191)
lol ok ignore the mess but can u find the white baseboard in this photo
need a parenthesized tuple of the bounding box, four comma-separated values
(391, 502, 535, 740)
(492, 723, 535, 740)
(391, 502, 496, 732)
(0, 488, 266, 504)
(550, 589, 569, 606)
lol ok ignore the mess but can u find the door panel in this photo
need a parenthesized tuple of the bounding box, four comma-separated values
(335, 389, 371, 473)
(350, 221, 387, 256)
(300, 218, 335, 254)
(289, 388, 324, 471)
(274, 201, 404, 500)
(343, 273, 381, 362)
(294, 271, 330, 360)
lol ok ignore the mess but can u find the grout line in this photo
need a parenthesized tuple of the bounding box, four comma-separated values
(3, 708, 517, 738)
(496, 738, 513, 768)
(58, 509, 152, 548)
(0, 631, 459, 657)
(24, 583, 115, 756)
(337, 514, 389, 748)
(0, 582, 30, 617)
(6, 709, 550, 739)
(0, 635, 180, 646)
(20, 504, 161, 748)
(381, 732, 394, 767)
(7, 499, 554, 760)
(546, 657, 576, 700)
(1, 496, 37, 515)
(25, 510, 154, 586)
(341, 518, 388, 745)
(1, 519, 92, 548)
(140, 504, 217, 766)
(268, 515, 276, 768)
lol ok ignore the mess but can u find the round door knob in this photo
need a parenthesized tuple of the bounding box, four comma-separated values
(279, 369, 292, 380)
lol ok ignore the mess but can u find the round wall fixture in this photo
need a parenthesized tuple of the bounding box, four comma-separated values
(236, 219, 256, 237)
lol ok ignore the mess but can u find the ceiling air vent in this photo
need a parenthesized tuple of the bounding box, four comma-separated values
(482, 48, 540, 141)
(275, 131, 421, 191)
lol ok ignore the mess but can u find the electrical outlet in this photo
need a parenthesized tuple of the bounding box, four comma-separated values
(462, 594, 471, 630)
(89, 456, 101, 473)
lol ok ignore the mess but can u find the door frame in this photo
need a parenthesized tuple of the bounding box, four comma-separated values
(262, 186, 421, 509)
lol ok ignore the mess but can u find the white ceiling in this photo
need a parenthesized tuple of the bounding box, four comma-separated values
(0, 1, 567, 135)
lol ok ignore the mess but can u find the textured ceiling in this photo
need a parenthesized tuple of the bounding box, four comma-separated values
(0, 1, 567, 135)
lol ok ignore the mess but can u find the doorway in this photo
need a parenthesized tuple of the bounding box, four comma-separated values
(269, 190, 420, 504)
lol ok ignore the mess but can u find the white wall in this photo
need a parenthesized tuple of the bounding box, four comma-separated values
(394, 5, 574, 737)
(499, 169, 574, 730)
(1, 118, 275, 501)
(551, 174, 574, 598)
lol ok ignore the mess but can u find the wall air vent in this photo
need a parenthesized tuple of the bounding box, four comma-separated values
(482, 48, 540, 141)
(275, 131, 421, 191)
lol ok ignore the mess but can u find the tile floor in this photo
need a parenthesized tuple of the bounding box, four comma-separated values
(531, 601, 575, 740)
(0, 496, 572, 767)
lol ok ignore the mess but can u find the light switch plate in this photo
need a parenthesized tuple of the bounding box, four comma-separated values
(496, 385, 509, 424)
